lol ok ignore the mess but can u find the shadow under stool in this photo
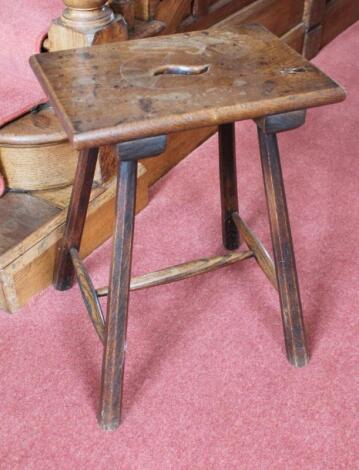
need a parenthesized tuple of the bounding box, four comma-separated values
(30, 24, 346, 430)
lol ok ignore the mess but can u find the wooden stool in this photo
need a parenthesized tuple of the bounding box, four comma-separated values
(30, 24, 345, 430)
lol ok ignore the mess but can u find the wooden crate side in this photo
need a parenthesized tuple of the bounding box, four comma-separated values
(0, 167, 149, 314)
(0, 270, 20, 312)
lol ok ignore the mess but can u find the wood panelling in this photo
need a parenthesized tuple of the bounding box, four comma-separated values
(135, 0, 306, 36)
(282, 23, 306, 53)
(154, 0, 256, 34)
(216, 0, 304, 38)
(303, 24, 323, 59)
(154, 0, 196, 34)
(179, 0, 257, 32)
(132, 0, 357, 56)
(303, 0, 326, 28)
(321, 0, 359, 47)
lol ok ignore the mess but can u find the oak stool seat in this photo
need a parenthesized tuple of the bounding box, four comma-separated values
(30, 24, 346, 430)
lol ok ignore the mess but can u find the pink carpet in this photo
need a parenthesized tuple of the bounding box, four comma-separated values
(0, 0, 63, 127)
(0, 22, 358, 469)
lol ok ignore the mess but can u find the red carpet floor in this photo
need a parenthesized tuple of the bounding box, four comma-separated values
(0, 22, 358, 470)
(0, 0, 63, 127)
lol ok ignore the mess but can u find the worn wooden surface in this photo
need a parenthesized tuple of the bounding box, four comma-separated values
(134, 0, 308, 183)
(3, 0, 308, 191)
(31, 25, 345, 149)
(0, 193, 60, 255)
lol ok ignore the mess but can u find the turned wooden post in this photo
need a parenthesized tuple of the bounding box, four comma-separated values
(46, 0, 128, 52)
(45, 0, 129, 188)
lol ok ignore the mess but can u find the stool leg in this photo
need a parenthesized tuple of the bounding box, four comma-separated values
(54, 148, 98, 291)
(257, 127, 309, 367)
(98, 158, 137, 430)
(218, 123, 240, 250)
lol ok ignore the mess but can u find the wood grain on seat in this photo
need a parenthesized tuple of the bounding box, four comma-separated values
(30, 24, 345, 149)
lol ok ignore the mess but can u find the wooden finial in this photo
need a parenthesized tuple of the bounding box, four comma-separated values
(60, 0, 115, 30)
(47, 0, 128, 52)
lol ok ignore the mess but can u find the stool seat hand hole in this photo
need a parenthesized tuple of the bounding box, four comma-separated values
(153, 64, 210, 76)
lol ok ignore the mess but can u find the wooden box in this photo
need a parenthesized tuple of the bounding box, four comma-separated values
(0, 167, 149, 313)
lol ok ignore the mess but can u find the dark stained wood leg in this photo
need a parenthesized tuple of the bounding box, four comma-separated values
(218, 122, 240, 250)
(98, 158, 138, 431)
(53, 148, 98, 291)
(257, 127, 309, 367)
